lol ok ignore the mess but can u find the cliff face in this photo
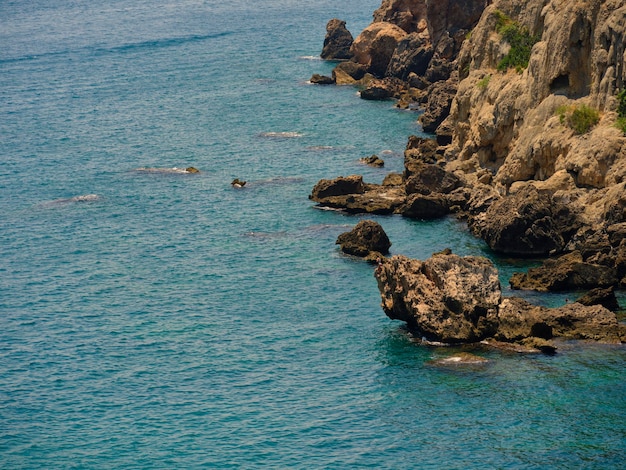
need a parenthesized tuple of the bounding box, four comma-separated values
(315, 0, 626, 289)
(447, 0, 626, 225)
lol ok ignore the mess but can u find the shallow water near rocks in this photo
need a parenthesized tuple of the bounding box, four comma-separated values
(1, 1, 624, 468)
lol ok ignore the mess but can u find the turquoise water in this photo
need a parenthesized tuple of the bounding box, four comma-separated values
(1, 1, 624, 468)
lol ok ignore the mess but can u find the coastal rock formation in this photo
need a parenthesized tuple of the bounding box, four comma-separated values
(375, 251, 624, 345)
(350, 22, 408, 77)
(468, 185, 580, 256)
(316, 0, 626, 305)
(509, 251, 619, 291)
(321, 19, 354, 60)
(375, 252, 502, 343)
(336, 220, 391, 258)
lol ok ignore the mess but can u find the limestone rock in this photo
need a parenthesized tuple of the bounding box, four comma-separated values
(419, 78, 457, 133)
(310, 74, 334, 85)
(350, 22, 408, 77)
(576, 286, 620, 311)
(321, 19, 354, 60)
(309, 175, 365, 200)
(375, 252, 502, 343)
(496, 297, 622, 343)
(386, 33, 433, 80)
(509, 251, 619, 291)
(336, 220, 391, 257)
(375, 252, 624, 344)
(469, 185, 580, 256)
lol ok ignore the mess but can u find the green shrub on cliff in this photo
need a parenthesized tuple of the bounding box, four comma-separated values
(494, 10, 540, 73)
(557, 104, 600, 135)
(477, 74, 491, 90)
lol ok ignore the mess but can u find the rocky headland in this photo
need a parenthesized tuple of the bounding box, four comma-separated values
(312, 0, 626, 347)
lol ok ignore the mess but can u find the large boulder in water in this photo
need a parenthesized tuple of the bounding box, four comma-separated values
(309, 175, 365, 199)
(336, 220, 391, 258)
(375, 251, 625, 344)
(321, 19, 354, 60)
(375, 251, 502, 343)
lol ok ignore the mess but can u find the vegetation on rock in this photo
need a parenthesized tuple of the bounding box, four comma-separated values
(494, 10, 539, 72)
(557, 104, 601, 135)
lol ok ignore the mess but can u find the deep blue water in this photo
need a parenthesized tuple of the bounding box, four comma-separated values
(1, 1, 624, 468)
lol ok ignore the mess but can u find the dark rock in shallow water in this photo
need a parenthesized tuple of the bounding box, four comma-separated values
(360, 155, 385, 167)
(576, 286, 620, 311)
(509, 251, 619, 292)
(310, 74, 334, 85)
(336, 220, 391, 257)
(309, 175, 365, 199)
(321, 19, 354, 60)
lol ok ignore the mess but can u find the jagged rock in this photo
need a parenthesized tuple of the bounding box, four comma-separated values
(310, 74, 334, 85)
(375, 252, 624, 344)
(321, 19, 354, 60)
(309, 176, 406, 215)
(336, 220, 391, 257)
(404, 136, 441, 171)
(383, 173, 404, 186)
(509, 251, 619, 291)
(375, 252, 502, 343)
(185, 167, 200, 173)
(386, 33, 433, 80)
(405, 163, 462, 195)
(350, 22, 408, 77)
(231, 178, 246, 187)
(496, 296, 622, 343)
(332, 61, 368, 84)
(360, 85, 393, 101)
(419, 79, 457, 133)
(469, 185, 580, 256)
(309, 175, 365, 199)
(400, 193, 449, 219)
(360, 155, 385, 167)
(576, 286, 620, 311)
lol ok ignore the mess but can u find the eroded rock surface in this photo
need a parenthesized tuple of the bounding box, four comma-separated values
(375, 251, 624, 345)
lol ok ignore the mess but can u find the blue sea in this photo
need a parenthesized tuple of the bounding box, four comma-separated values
(1, 1, 624, 468)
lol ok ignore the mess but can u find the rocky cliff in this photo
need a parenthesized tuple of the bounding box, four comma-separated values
(314, 0, 626, 293)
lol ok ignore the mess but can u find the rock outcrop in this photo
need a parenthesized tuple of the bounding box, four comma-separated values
(321, 19, 354, 60)
(336, 220, 391, 259)
(375, 251, 624, 345)
(315, 0, 626, 308)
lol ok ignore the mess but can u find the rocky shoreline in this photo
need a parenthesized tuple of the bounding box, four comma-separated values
(312, 0, 626, 349)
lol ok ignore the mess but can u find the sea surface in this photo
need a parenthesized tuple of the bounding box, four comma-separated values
(1, 1, 624, 468)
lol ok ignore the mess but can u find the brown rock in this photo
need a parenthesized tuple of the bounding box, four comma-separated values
(350, 22, 408, 77)
(576, 286, 620, 311)
(375, 252, 502, 343)
(309, 175, 365, 200)
(360, 155, 385, 167)
(321, 19, 354, 60)
(336, 220, 391, 257)
(509, 251, 619, 292)
(400, 193, 449, 219)
(310, 74, 334, 85)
